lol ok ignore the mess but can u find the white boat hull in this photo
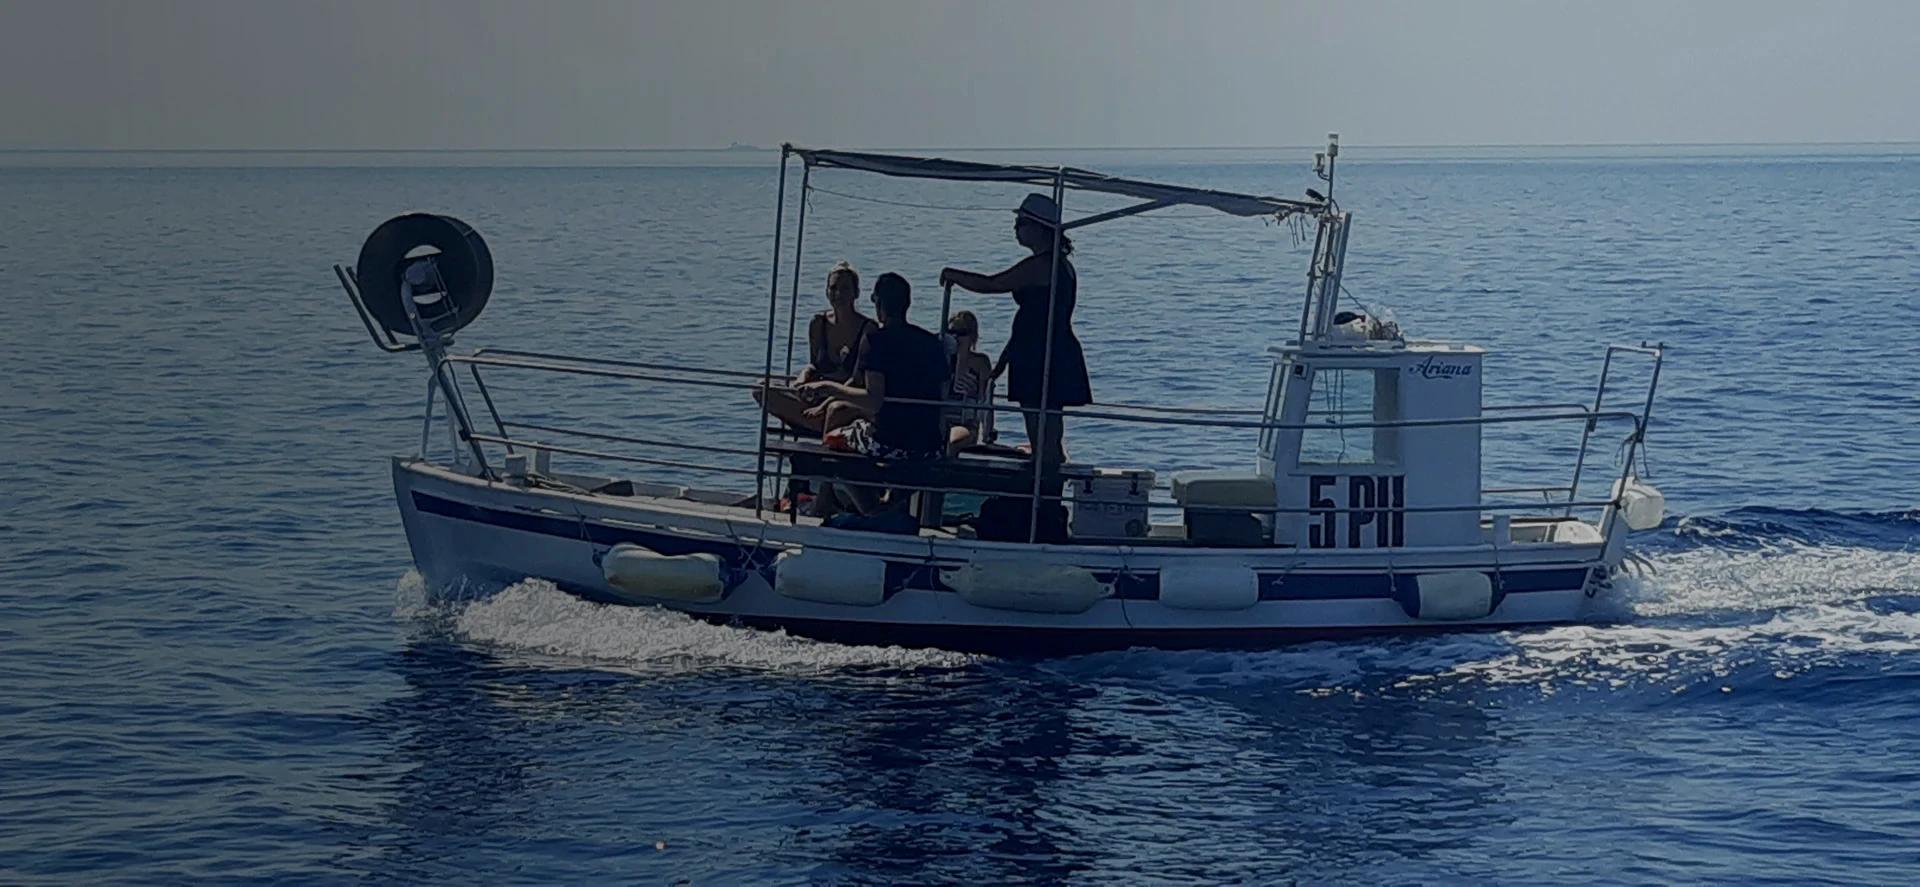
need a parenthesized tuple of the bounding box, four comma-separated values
(394, 458, 1616, 655)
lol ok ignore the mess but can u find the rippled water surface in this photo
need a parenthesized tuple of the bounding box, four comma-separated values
(3, 150, 1919, 883)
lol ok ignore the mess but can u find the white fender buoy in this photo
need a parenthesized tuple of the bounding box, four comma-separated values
(1157, 564, 1259, 611)
(1413, 571, 1495, 621)
(1549, 520, 1605, 544)
(1612, 478, 1667, 531)
(602, 543, 726, 604)
(774, 549, 887, 607)
(943, 561, 1110, 615)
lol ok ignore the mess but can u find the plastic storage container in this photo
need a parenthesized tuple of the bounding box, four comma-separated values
(1171, 470, 1273, 546)
(1064, 467, 1154, 540)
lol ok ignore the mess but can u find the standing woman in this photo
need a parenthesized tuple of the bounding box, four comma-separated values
(939, 194, 1091, 468)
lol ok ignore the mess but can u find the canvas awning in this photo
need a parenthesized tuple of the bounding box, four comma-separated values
(789, 147, 1323, 221)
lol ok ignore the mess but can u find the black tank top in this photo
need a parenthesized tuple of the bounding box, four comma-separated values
(809, 312, 874, 377)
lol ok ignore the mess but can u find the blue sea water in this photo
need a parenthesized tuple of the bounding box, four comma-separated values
(2, 148, 1919, 884)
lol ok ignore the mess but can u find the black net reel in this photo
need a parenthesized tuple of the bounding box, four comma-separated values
(355, 213, 493, 339)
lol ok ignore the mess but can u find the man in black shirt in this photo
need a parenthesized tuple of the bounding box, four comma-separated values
(800, 271, 947, 458)
(798, 272, 948, 517)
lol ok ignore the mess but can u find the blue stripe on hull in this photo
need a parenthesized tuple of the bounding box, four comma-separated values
(705, 612, 1553, 657)
(411, 489, 779, 566)
(1262, 567, 1591, 601)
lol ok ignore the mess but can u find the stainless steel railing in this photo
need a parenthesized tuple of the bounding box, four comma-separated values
(425, 349, 1654, 534)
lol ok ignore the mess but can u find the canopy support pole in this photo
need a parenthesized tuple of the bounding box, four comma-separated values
(783, 166, 812, 376)
(754, 147, 791, 517)
(1029, 169, 1068, 543)
(768, 164, 811, 515)
(939, 282, 954, 343)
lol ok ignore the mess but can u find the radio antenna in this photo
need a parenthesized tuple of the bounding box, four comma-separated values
(1313, 132, 1340, 207)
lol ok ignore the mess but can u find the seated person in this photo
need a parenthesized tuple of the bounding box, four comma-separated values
(758, 261, 874, 433)
(797, 272, 948, 514)
(942, 310, 996, 456)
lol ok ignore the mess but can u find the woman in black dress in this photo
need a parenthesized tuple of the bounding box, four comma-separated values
(939, 193, 1091, 468)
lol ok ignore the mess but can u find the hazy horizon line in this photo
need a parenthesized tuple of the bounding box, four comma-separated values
(7, 138, 1920, 155)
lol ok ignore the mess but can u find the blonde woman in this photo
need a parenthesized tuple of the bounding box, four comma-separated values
(759, 261, 874, 433)
(799, 261, 875, 385)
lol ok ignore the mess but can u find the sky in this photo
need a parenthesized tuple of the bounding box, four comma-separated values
(2, 0, 1917, 150)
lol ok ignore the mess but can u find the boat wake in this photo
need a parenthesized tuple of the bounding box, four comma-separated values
(396, 571, 975, 674)
(394, 508, 1919, 692)
(1052, 509, 1920, 697)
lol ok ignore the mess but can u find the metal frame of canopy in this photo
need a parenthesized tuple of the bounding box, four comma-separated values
(790, 148, 1324, 222)
(754, 145, 1333, 541)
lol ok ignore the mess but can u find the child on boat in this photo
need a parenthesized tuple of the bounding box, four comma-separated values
(942, 310, 995, 456)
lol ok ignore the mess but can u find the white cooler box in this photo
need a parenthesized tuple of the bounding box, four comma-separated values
(1065, 467, 1155, 540)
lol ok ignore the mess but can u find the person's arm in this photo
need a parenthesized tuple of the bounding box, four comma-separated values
(800, 334, 883, 413)
(852, 370, 885, 415)
(803, 372, 883, 414)
(940, 255, 1046, 295)
(991, 341, 1012, 380)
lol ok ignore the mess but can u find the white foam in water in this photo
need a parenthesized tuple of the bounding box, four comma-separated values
(1624, 541, 1920, 617)
(1434, 542, 1920, 688)
(1053, 541, 1920, 695)
(447, 578, 974, 673)
(391, 569, 431, 619)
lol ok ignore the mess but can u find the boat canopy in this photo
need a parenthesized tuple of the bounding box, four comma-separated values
(790, 146, 1324, 223)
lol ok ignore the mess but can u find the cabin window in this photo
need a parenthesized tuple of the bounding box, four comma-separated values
(1299, 367, 1400, 466)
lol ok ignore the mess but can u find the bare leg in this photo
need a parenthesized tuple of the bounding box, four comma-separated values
(946, 423, 978, 457)
(759, 385, 823, 434)
(1022, 408, 1067, 469)
(820, 398, 870, 435)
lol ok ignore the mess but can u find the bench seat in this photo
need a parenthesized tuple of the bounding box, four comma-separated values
(765, 438, 1049, 499)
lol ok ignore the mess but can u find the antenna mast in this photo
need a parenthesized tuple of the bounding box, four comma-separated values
(1313, 132, 1340, 206)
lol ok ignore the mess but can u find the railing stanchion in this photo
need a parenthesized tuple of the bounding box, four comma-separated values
(468, 365, 512, 453)
(1298, 220, 1326, 342)
(1566, 346, 1614, 515)
(1635, 343, 1664, 478)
